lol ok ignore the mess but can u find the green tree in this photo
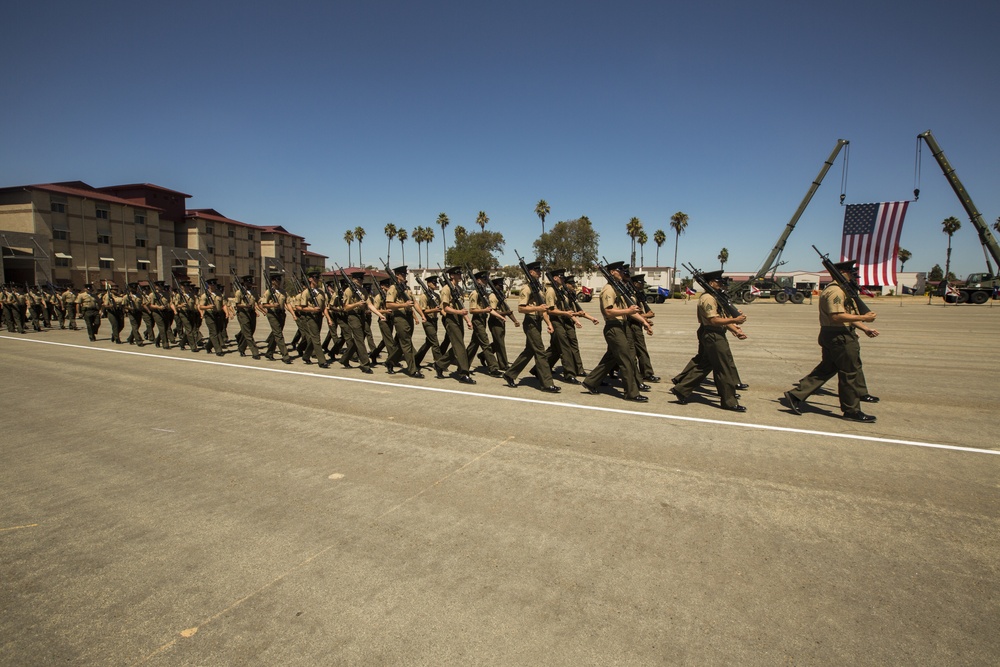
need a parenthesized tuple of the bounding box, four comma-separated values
(637, 230, 648, 267)
(445, 229, 506, 269)
(343, 229, 355, 266)
(994, 216, 1000, 234)
(670, 211, 690, 279)
(476, 211, 489, 232)
(653, 229, 666, 266)
(626, 217, 643, 269)
(718, 247, 729, 271)
(897, 247, 912, 271)
(411, 227, 423, 268)
(941, 216, 961, 281)
(532, 217, 601, 276)
(928, 264, 943, 281)
(437, 213, 450, 264)
(384, 223, 397, 264)
(353, 226, 366, 267)
(535, 199, 551, 235)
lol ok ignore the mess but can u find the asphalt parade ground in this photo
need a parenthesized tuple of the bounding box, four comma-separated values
(2, 297, 998, 665)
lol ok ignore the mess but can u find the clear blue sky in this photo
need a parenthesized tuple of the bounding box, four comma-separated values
(3, 0, 998, 279)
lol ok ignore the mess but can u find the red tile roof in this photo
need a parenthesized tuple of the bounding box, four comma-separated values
(0, 181, 163, 211)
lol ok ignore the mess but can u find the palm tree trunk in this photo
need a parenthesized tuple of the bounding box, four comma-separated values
(945, 239, 952, 279)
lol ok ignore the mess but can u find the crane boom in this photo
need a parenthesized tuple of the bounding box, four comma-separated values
(728, 139, 848, 301)
(917, 130, 1000, 276)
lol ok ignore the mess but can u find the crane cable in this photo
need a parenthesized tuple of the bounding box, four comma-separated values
(913, 136, 922, 201)
(839, 141, 850, 206)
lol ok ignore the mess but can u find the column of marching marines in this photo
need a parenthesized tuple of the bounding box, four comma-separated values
(0, 258, 881, 423)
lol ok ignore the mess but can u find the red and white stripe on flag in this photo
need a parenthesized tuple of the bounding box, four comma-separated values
(841, 201, 908, 286)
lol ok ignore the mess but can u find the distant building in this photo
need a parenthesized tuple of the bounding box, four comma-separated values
(0, 180, 315, 293)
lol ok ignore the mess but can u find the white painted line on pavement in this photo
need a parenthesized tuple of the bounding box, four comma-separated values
(5, 335, 998, 457)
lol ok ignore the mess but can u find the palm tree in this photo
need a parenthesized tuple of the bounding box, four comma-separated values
(670, 211, 690, 276)
(411, 227, 423, 268)
(343, 229, 355, 266)
(354, 226, 367, 267)
(423, 226, 435, 269)
(397, 228, 408, 265)
(994, 216, 1000, 234)
(897, 247, 912, 271)
(653, 229, 666, 266)
(718, 247, 729, 271)
(384, 222, 397, 263)
(941, 216, 961, 281)
(535, 199, 550, 235)
(476, 211, 489, 232)
(626, 217, 643, 269)
(437, 213, 449, 263)
(638, 230, 648, 267)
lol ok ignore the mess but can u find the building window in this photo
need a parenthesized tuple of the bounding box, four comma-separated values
(205, 224, 214, 234)
(249, 267, 255, 276)
(135, 213, 146, 225)
(97, 234, 111, 244)
(51, 202, 66, 213)
(206, 245, 215, 255)
(96, 208, 110, 220)
(248, 231, 255, 240)
(229, 247, 236, 257)
(99, 259, 113, 269)
(55, 257, 70, 267)
(248, 249, 255, 258)
(136, 238, 147, 248)
(137, 260, 150, 271)
(53, 229, 69, 240)
(228, 229, 235, 238)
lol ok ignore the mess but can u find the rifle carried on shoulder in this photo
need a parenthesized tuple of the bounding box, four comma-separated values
(812, 245, 871, 315)
(414, 274, 439, 308)
(682, 262, 743, 318)
(514, 250, 545, 303)
(464, 264, 494, 314)
(597, 256, 637, 308)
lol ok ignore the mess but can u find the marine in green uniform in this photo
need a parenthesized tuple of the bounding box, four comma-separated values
(75, 283, 101, 341)
(487, 277, 520, 371)
(294, 273, 330, 367)
(101, 283, 125, 344)
(260, 274, 292, 364)
(670, 271, 747, 412)
(562, 275, 596, 376)
(198, 279, 226, 356)
(232, 274, 262, 359)
(581, 262, 650, 402)
(502, 261, 559, 393)
(465, 270, 502, 377)
(414, 274, 447, 373)
(628, 273, 660, 383)
(783, 259, 879, 423)
(439, 266, 476, 384)
(384, 265, 425, 378)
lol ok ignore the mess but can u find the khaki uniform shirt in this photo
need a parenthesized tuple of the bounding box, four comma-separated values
(76, 291, 99, 310)
(819, 284, 850, 328)
(696, 293, 719, 326)
(599, 284, 624, 322)
(440, 282, 464, 311)
(233, 289, 256, 309)
(261, 287, 286, 309)
(418, 291, 438, 319)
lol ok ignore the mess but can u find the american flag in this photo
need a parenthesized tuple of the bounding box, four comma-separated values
(841, 201, 909, 286)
